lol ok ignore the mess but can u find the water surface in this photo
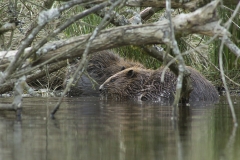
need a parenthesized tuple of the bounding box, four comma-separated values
(0, 96, 240, 160)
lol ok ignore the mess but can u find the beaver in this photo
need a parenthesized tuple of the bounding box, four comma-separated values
(99, 66, 219, 102)
(65, 50, 144, 96)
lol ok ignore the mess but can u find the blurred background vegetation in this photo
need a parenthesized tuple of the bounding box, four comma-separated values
(0, 1, 239, 91)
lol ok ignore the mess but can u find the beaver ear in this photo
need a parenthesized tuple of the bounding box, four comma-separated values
(121, 66, 125, 70)
(127, 69, 135, 77)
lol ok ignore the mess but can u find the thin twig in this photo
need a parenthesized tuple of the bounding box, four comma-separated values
(9, 2, 109, 79)
(0, 60, 69, 94)
(0, 0, 91, 84)
(51, 0, 124, 117)
(181, 38, 240, 87)
(218, 2, 240, 126)
(223, 37, 240, 58)
(166, 0, 187, 119)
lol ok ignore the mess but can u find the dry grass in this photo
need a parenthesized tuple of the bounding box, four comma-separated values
(0, 1, 239, 95)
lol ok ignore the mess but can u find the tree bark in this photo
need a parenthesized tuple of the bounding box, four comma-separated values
(126, 0, 207, 11)
(126, 0, 239, 8)
(31, 1, 225, 67)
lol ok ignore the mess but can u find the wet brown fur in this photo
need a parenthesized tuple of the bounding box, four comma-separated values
(99, 66, 219, 102)
(65, 50, 144, 96)
(86, 50, 144, 84)
(99, 67, 153, 100)
(186, 66, 219, 101)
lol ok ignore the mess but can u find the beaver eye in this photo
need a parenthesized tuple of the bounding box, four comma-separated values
(110, 78, 116, 82)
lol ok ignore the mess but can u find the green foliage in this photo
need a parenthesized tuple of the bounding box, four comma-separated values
(206, 5, 240, 88)
(61, 3, 239, 88)
(212, 6, 240, 70)
(63, 6, 102, 37)
(115, 46, 162, 69)
(63, 6, 162, 69)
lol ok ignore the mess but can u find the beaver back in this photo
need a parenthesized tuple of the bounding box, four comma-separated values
(141, 68, 177, 101)
(65, 50, 144, 97)
(99, 66, 219, 102)
(187, 66, 219, 102)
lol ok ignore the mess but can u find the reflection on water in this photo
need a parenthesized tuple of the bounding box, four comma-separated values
(0, 96, 240, 160)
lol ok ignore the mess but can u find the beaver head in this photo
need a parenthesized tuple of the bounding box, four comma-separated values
(99, 67, 152, 100)
(87, 51, 144, 84)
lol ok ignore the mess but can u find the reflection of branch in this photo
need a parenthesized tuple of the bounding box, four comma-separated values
(0, 77, 24, 115)
(166, 0, 189, 118)
(221, 125, 238, 160)
(218, 2, 240, 126)
(51, 0, 124, 117)
(0, 77, 38, 113)
(0, 104, 16, 111)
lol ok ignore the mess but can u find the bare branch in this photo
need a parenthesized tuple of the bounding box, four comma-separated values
(0, 60, 68, 94)
(51, 0, 125, 117)
(0, 0, 98, 84)
(218, 2, 240, 126)
(126, 0, 209, 11)
(0, 23, 16, 34)
(223, 38, 240, 58)
(166, 0, 187, 118)
(32, 20, 225, 68)
(0, 0, 225, 84)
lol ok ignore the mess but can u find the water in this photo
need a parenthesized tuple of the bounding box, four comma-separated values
(0, 96, 240, 160)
